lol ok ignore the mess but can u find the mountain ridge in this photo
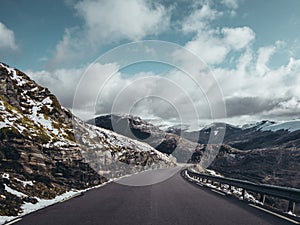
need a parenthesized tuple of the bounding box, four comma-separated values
(92, 114, 300, 189)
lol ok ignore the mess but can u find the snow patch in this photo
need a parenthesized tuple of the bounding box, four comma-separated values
(14, 178, 34, 187)
(0, 122, 6, 129)
(1, 173, 9, 179)
(261, 120, 300, 132)
(4, 184, 27, 198)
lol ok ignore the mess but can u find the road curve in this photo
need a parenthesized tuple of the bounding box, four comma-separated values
(15, 167, 295, 225)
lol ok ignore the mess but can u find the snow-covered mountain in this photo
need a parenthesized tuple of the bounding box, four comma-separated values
(88, 114, 206, 163)
(0, 63, 175, 220)
(240, 119, 300, 132)
(167, 120, 300, 150)
(92, 114, 300, 189)
(165, 119, 300, 188)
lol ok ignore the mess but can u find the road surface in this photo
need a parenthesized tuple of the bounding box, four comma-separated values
(15, 167, 296, 225)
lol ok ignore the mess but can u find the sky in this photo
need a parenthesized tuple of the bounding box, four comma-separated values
(1, 0, 300, 129)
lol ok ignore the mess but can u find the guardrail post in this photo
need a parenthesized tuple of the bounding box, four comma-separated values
(288, 200, 296, 214)
(259, 194, 265, 204)
(242, 189, 246, 199)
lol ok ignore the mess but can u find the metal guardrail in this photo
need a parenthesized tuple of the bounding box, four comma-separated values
(186, 169, 300, 214)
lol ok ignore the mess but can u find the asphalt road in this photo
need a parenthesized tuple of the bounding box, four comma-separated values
(15, 167, 296, 225)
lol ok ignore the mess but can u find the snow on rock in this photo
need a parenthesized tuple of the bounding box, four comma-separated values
(261, 120, 300, 132)
(0, 63, 27, 86)
(0, 63, 175, 223)
(0, 122, 6, 129)
(241, 120, 275, 130)
(4, 184, 27, 198)
(0, 190, 80, 225)
(241, 119, 300, 132)
(1, 173, 9, 179)
(14, 178, 34, 187)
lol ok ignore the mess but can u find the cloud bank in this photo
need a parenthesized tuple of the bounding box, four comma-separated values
(26, 0, 300, 129)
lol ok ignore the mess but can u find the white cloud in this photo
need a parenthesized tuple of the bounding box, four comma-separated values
(256, 46, 276, 75)
(185, 33, 229, 64)
(212, 52, 300, 123)
(184, 26, 255, 65)
(75, 0, 170, 43)
(28, 0, 300, 127)
(50, 27, 85, 68)
(182, 4, 222, 33)
(27, 51, 300, 128)
(221, 0, 239, 9)
(222, 26, 255, 50)
(50, 0, 170, 67)
(0, 22, 17, 50)
(181, 2, 254, 65)
(26, 62, 119, 111)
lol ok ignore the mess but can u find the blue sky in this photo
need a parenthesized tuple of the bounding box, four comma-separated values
(1, 0, 300, 127)
(1, 0, 300, 70)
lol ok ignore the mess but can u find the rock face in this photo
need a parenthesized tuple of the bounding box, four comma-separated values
(167, 121, 300, 188)
(168, 121, 300, 150)
(88, 114, 206, 163)
(0, 63, 175, 217)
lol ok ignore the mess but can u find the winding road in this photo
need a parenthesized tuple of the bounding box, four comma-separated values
(15, 167, 296, 225)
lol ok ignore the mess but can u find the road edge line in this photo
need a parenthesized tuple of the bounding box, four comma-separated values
(249, 204, 300, 224)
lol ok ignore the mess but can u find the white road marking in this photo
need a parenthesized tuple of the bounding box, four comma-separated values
(249, 204, 300, 224)
(211, 189, 226, 196)
(5, 218, 22, 225)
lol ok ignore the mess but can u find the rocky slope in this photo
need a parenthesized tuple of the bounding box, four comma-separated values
(90, 114, 300, 190)
(167, 121, 300, 188)
(0, 63, 175, 219)
(168, 120, 300, 150)
(88, 114, 206, 163)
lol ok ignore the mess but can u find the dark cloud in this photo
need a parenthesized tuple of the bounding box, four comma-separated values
(225, 96, 285, 117)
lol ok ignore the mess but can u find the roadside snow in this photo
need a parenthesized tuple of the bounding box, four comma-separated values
(0, 179, 113, 225)
(0, 190, 83, 225)
(21, 190, 79, 215)
(0, 216, 15, 225)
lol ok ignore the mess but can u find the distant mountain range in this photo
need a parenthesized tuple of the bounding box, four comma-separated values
(0, 63, 175, 218)
(168, 120, 300, 150)
(91, 114, 300, 189)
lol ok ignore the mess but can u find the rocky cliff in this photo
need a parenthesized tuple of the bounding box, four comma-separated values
(0, 63, 175, 218)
